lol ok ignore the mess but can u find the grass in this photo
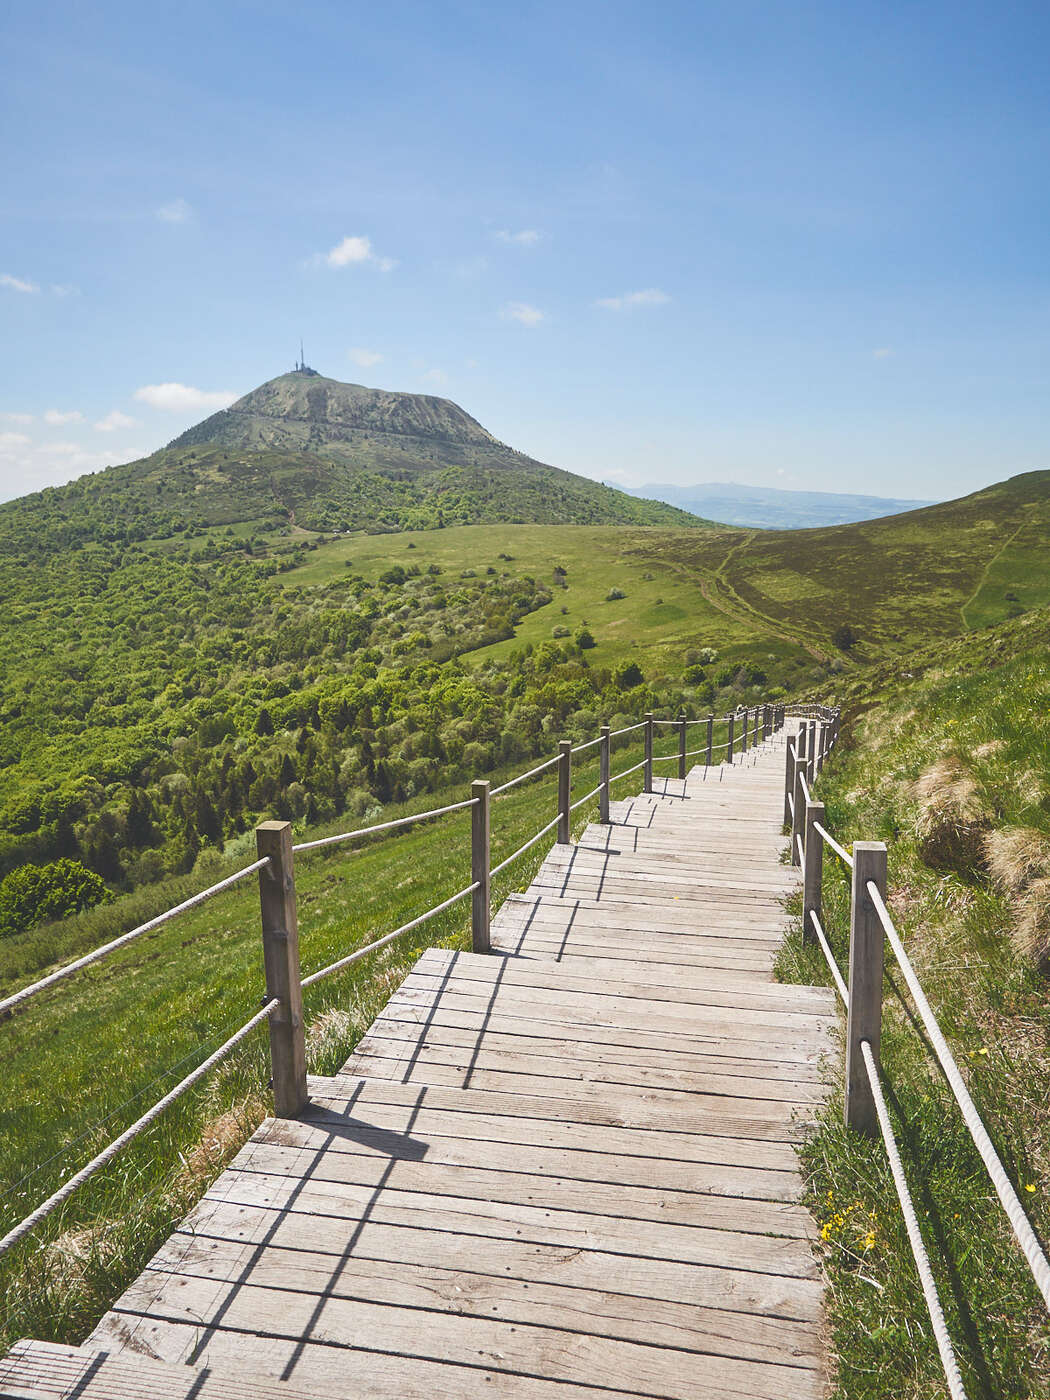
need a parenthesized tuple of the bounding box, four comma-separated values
(776, 627, 1050, 1398)
(0, 717, 700, 1356)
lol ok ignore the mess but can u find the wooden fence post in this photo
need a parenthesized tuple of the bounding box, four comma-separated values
(599, 724, 611, 824)
(557, 739, 572, 844)
(802, 797, 824, 945)
(741, 707, 749, 754)
(727, 712, 735, 764)
(644, 712, 654, 793)
(791, 739, 807, 867)
(471, 779, 490, 952)
(845, 842, 888, 1136)
(806, 719, 817, 781)
(678, 709, 687, 780)
(255, 821, 308, 1119)
(705, 713, 713, 767)
(783, 736, 796, 827)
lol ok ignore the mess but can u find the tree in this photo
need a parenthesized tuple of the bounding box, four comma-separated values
(832, 624, 857, 651)
(0, 859, 109, 938)
(613, 660, 644, 689)
(576, 629, 596, 650)
(255, 707, 274, 736)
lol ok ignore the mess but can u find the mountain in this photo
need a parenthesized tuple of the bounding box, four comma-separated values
(0, 372, 711, 557)
(625, 481, 936, 529)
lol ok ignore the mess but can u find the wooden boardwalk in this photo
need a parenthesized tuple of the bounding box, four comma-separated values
(2, 730, 836, 1400)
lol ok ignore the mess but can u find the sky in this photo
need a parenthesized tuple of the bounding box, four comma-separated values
(2, 0, 1049, 505)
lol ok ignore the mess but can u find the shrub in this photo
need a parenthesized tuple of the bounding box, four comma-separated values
(832, 623, 857, 650)
(576, 629, 596, 650)
(0, 859, 110, 938)
(606, 587, 626, 601)
(613, 660, 644, 689)
(683, 664, 706, 685)
(551, 625, 571, 638)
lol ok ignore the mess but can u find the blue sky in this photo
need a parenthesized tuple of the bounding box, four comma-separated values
(2, 0, 1048, 504)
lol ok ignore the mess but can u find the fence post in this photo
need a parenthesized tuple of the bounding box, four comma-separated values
(557, 739, 572, 843)
(741, 707, 749, 754)
(255, 821, 308, 1119)
(705, 713, 713, 767)
(783, 736, 795, 827)
(678, 709, 687, 780)
(845, 842, 888, 1135)
(806, 719, 817, 781)
(599, 724, 611, 824)
(727, 712, 735, 764)
(802, 797, 824, 945)
(471, 779, 490, 952)
(644, 712, 654, 793)
(791, 739, 807, 867)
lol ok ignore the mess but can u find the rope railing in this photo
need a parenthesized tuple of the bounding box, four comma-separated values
(0, 856, 272, 1019)
(490, 814, 562, 879)
(301, 881, 480, 990)
(866, 880, 1050, 1312)
(292, 795, 478, 852)
(813, 820, 853, 868)
(0, 997, 280, 1260)
(860, 1040, 969, 1400)
(808, 909, 847, 1004)
(569, 734, 604, 755)
(569, 782, 605, 813)
(610, 757, 648, 783)
(490, 752, 561, 796)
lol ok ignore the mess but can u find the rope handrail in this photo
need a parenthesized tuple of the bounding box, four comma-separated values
(489, 753, 562, 796)
(866, 880, 1050, 1311)
(808, 909, 848, 1004)
(608, 720, 648, 737)
(794, 832, 804, 863)
(490, 814, 561, 879)
(569, 781, 605, 813)
(860, 1040, 968, 1399)
(798, 771, 811, 803)
(0, 997, 280, 1261)
(301, 881, 479, 990)
(609, 757, 648, 783)
(569, 734, 603, 755)
(787, 791, 795, 817)
(814, 820, 853, 868)
(292, 796, 478, 853)
(0, 857, 272, 1019)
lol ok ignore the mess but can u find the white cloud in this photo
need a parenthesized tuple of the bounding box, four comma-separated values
(872, 347, 893, 359)
(94, 410, 138, 432)
(323, 235, 396, 271)
(595, 288, 671, 311)
(496, 229, 541, 246)
(502, 301, 544, 327)
(1, 412, 33, 425)
(349, 347, 383, 368)
(50, 283, 78, 297)
(157, 198, 192, 224)
(44, 409, 84, 426)
(422, 369, 448, 385)
(0, 431, 31, 451)
(1, 273, 39, 294)
(133, 382, 238, 412)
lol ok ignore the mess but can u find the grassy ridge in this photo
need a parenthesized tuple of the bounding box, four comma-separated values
(777, 613, 1050, 1397)
(0, 720, 700, 1355)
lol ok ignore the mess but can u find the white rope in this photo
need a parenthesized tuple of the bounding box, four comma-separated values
(608, 720, 648, 737)
(866, 881, 1050, 1312)
(569, 782, 605, 813)
(292, 797, 477, 853)
(860, 1041, 969, 1400)
(490, 814, 561, 878)
(300, 882, 478, 989)
(814, 821, 853, 869)
(808, 909, 848, 1004)
(570, 734, 603, 754)
(0, 998, 279, 1260)
(794, 832, 804, 863)
(609, 757, 647, 783)
(490, 753, 561, 795)
(0, 858, 271, 1018)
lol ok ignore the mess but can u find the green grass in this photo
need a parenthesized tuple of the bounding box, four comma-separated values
(776, 626, 1050, 1398)
(0, 719, 699, 1355)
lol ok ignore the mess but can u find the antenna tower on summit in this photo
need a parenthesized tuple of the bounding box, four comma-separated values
(292, 340, 317, 375)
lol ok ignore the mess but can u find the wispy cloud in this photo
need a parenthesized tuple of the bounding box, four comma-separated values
(502, 301, 544, 327)
(496, 229, 541, 246)
(157, 198, 193, 224)
(134, 383, 238, 412)
(1, 412, 33, 425)
(422, 368, 448, 385)
(872, 347, 893, 359)
(595, 288, 670, 311)
(44, 409, 84, 426)
(349, 347, 383, 368)
(94, 410, 138, 432)
(50, 283, 78, 297)
(322, 235, 396, 272)
(1, 273, 39, 294)
(0, 431, 32, 450)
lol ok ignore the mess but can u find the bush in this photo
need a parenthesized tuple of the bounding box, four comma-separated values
(551, 625, 571, 638)
(683, 664, 706, 685)
(0, 859, 110, 938)
(606, 587, 626, 601)
(832, 623, 857, 650)
(613, 660, 644, 689)
(576, 629, 596, 650)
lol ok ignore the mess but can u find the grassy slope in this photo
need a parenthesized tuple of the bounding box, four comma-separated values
(778, 607, 1050, 1398)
